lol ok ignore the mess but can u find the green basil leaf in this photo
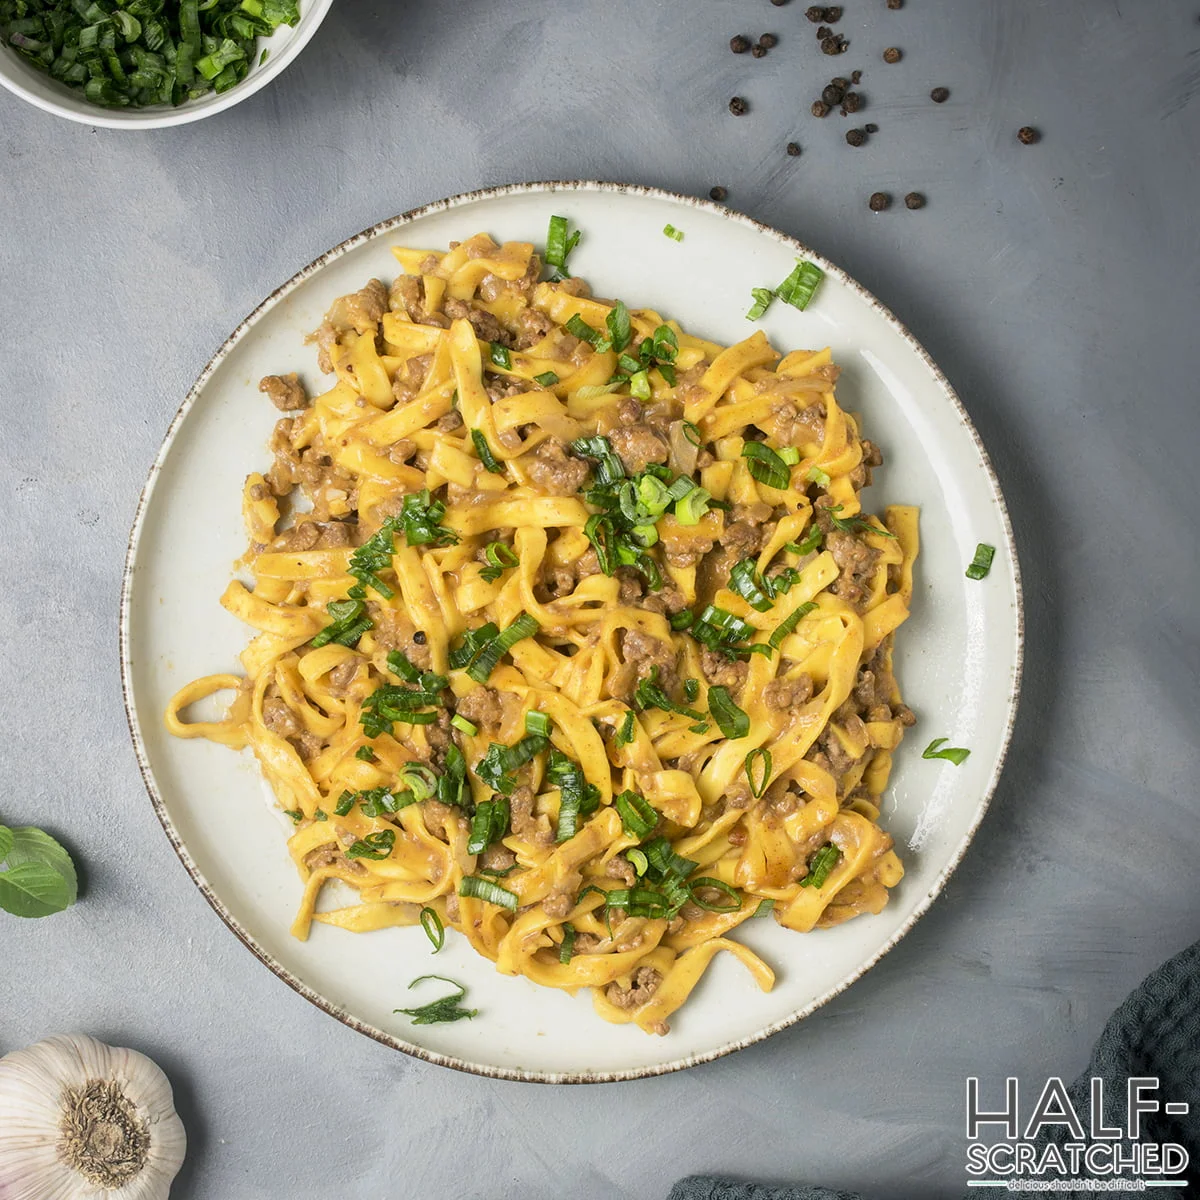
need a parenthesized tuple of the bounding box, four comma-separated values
(0, 860, 74, 918)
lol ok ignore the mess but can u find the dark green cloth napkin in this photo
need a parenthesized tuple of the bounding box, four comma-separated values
(670, 938, 1199, 1200)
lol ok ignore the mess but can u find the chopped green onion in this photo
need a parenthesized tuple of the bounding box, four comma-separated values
(687, 877, 742, 913)
(615, 711, 636, 747)
(629, 369, 652, 400)
(753, 898, 775, 917)
(334, 790, 355, 816)
(800, 843, 841, 888)
(776, 260, 825, 311)
(450, 622, 499, 671)
(644, 836, 697, 881)
(545, 215, 581, 274)
(474, 733, 548, 795)
(489, 342, 512, 370)
(438, 745, 468, 808)
(459, 874, 519, 910)
(807, 465, 831, 487)
(310, 598, 372, 648)
(534, 371, 560, 387)
(419, 906, 445, 952)
(574, 381, 624, 402)
(471, 429, 504, 474)
(792, 524, 824, 556)
(670, 610, 694, 631)
(314, 809, 328, 821)
(674, 486, 712, 525)
(708, 686, 750, 739)
(826, 505, 898, 538)
(400, 762, 438, 802)
(571, 435, 625, 485)
(346, 829, 396, 861)
(395, 975, 476, 1025)
(360, 673, 447, 738)
(684, 677, 700, 702)
(559, 922, 577, 963)
(387, 648, 422, 683)
(466, 612, 539, 683)
(355, 745, 377, 763)
(635, 667, 707, 724)
(347, 517, 401, 598)
(525, 710, 552, 737)
(663, 224, 684, 241)
(479, 539, 519, 583)
(282, 808, 303, 823)
(565, 313, 609, 351)
(606, 301, 632, 353)
(626, 848, 649, 877)
(746, 287, 775, 321)
(614, 790, 658, 838)
(922, 737, 971, 766)
(778, 447, 801, 466)
(729, 558, 774, 612)
(466, 797, 510, 855)
(768, 601, 817, 650)
(451, 713, 478, 737)
(742, 442, 792, 490)
(682, 421, 703, 447)
(548, 748, 588, 842)
(966, 543, 996, 580)
(744, 748, 772, 797)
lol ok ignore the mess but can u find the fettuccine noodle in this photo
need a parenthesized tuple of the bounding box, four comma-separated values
(166, 231, 918, 1034)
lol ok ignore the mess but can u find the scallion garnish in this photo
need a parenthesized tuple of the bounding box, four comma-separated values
(559, 922, 577, 963)
(634, 666, 708, 726)
(450, 622, 499, 671)
(776, 260, 825, 311)
(768, 601, 817, 650)
(450, 713, 478, 737)
(606, 300, 632, 354)
(626, 848, 649, 877)
(744, 748, 772, 797)
(687, 876, 742, 913)
(459, 874, 519, 910)
(674, 487, 712, 525)
(708, 686, 749, 739)
(565, 313, 610, 351)
(489, 342, 512, 370)
(395, 975, 477, 1025)
(355, 745, 377, 763)
(283, 808, 303, 823)
(465, 612, 539, 683)
(438, 745, 468, 808)
(746, 287, 775, 321)
(471, 429, 504, 475)
(966, 543, 996, 580)
(548, 748, 592, 843)
(753, 898, 775, 917)
(346, 829, 397, 861)
(545, 215, 581, 275)
(629, 369, 652, 400)
(534, 371, 560, 387)
(614, 711, 636, 747)
(419, 906, 445, 952)
(397, 489, 459, 548)
(741, 442, 792, 490)
(334, 790, 355, 817)
(729, 558, 775, 612)
(524, 710, 552, 738)
(310, 598, 372, 649)
(800, 843, 841, 888)
(826, 505, 897, 538)
(466, 797, 511, 855)
(663, 224, 684, 241)
(791, 524, 824, 556)
(682, 421, 703, 447)
(479, 540, 519, 583)
(387, 648, 422, 683)
(360, 673, 448, 738)
(474, 732, 548, 795)
(347, 517, 402, 599)
(614, 790, 658, 838)
(922, 737, 971, 766)
(807, 465, 831, 487)
(670, 610, 694, 631)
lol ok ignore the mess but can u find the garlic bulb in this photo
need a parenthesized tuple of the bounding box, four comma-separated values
(0, 1033, 186, 1200)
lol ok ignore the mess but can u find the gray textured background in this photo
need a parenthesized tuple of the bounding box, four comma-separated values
(3, 2, 1198, 1197)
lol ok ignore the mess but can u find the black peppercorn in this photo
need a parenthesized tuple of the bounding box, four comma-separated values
(883, 46, 902, 63)
(729, 96, 747, 116)
(822, 84, 845, 106)
(771, 0, 789, 6)
(709, 186, 727, 201)
(846, 128, 866, 146)
(805, 5, 826, 21)
(825, 5, 842, 19)
(786, 141, 802, 156)
(869, 192, 890, 211)
(931, 86, 949, 103)
(759, 33, 778, 48)
(820, 36, 840, 54)
(413, 630, 427, 644)
(851, 69, 862, 84)
(831, 76, 848, 88)
(864, 122, 878, 132)
(730, 34, 750, 53)
(811, 100, 830, 118)
(752, 44, 767, 57)
(1017, 125, 1039, 144)
(887, 0, 903, 8)
(817, 25, 831, 38)
(904, 191, 925, 209)
(842, 91, 861, 113)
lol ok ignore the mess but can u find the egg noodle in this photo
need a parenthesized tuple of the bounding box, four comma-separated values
(165, 230, 918, 1035)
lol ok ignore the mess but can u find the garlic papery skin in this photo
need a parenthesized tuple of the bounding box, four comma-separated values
(0, 1033, 186, 1200)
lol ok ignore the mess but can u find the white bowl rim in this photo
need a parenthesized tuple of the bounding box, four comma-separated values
(120, 179, 1025, 1083)
(0, 0, 333, 129)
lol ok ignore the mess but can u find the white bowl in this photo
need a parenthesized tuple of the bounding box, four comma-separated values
(0, 0, 333, 129)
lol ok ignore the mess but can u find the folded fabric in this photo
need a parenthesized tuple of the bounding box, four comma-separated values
(670, 937, 1199, 1200)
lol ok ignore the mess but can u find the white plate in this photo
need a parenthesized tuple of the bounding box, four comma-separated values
(121, 182, 1022, 1083)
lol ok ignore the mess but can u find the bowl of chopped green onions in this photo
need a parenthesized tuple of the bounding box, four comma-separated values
(0, 0, 333, 128)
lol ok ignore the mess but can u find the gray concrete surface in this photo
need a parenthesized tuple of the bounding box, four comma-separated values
(2, 2, 1198, 1197)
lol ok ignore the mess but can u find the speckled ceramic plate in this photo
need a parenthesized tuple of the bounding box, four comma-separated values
(121, 181, 1022, 1083)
